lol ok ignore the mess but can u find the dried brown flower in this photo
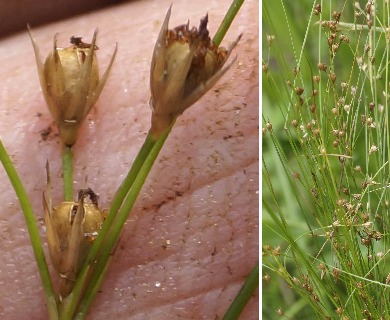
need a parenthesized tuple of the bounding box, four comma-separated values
(43, 164, 105, 297)
(149, 6, 241, 138)
(29, 27, 117, 146)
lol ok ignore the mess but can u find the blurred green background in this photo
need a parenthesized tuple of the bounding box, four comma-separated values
(262, 1, 386, 318)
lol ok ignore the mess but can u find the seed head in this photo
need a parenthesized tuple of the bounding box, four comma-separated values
(43, 164, 105, 297)
(149, 6, 241, 138)
(29, 27, 117, 146)
(317, 62, 327, 72)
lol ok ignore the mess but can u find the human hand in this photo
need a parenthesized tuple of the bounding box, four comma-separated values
(0, 0, 258, 318)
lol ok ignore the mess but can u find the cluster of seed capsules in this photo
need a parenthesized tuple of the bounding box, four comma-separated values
(28, 6, 240, 298)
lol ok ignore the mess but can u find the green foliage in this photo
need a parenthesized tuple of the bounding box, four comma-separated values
(263, 0, 390, 318)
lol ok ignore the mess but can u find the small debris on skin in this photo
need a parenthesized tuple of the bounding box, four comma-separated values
(40, 126, 52, 141)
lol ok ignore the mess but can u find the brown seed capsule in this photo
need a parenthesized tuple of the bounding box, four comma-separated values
(317, 62, 327, 72)
(292, 171, 300, 179)
(266, 34, 275, 46)
(43, 164, 106, 298)
(295, 87, 304, 96)
(361, 237, 371, 246)
(328, 21, 338, 33)
(149, 6, 241, 138)
(276, 308, 284, 316)
(314, 3, 321, 15)
(333, 268, 340, 282)
(333, 11, 341, 22)
(263, 273, 271, 282)
(330, 72, 337, 83)
(262, 63, 269, 74)
(28, 27, 117, 146)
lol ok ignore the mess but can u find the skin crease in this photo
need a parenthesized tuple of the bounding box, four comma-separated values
(0, 0, 258, 319)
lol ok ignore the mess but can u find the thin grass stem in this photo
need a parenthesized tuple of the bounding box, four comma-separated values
(0, 140, 59, 319)
(62, 145, 73, 201)
(222, 262, 259, 320)
(75, 126, 171, 318)
(61, 1, 244, 316)
(212, 0, 244, 46)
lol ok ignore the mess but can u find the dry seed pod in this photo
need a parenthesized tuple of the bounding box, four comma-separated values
(317, 62, 327, 72)
(149, 6, 241, 138)
(295, 87, 304, 95)
(28, 27, 117, 146)
(43, 165, 105, 298)
(314, 3, 321, 15)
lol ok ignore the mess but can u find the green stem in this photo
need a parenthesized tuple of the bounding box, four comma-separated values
(222, 262, 259, 320)
(62, 145, 73, 201)
(0, 140, 59, 319)
(75, 127, 171, 318)
(212, 0, 244, 46)
(213, 1, 250, 317)
(108, 134, 157, 220)
(62, 0, 244, 316)
(60, 133, 158, 318)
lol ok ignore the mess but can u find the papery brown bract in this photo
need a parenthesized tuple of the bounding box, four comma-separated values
(149, 6, 241, 138)
(29, 27, 117, 146)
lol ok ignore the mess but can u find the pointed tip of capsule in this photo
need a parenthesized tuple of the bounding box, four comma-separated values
(90, 28, 99, 52)
(163, 5, 172, 31)
(230, 33, 242, 51)
(152, 5, 172, 57)
(27, 25, 38, 51)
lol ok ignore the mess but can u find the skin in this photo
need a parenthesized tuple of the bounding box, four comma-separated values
(0, 0, 120, 38)
(0, 0, 258, 319)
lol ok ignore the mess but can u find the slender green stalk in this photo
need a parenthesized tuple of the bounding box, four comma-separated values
(222, 262, 259, 320)
(62, 1, 245, 316)
(62, 145, 73, 201)
(100, 134, 156, 241)
(212, 0, 244, 46)
(60, 133, 158, 319)
(0, 140, 59, 319)
(73, 256, 111, 320)
(214, 1, 254, 318)
(75, 127, 171, 318)
(83, 133, 156, 271)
